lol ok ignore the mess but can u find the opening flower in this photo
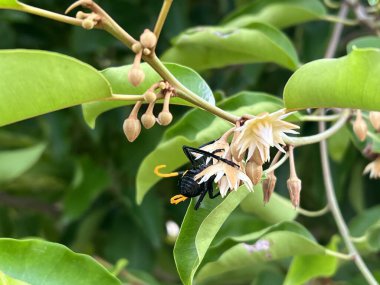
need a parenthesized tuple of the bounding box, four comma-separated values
(363, 157, 380, 179)
(234, 109, 299, 162)
(194, 161, 253, 197)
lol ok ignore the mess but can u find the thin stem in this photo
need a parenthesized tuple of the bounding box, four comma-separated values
(325, 249, 355, 260)
(300, 114, 341, 122)
(297, 205, 329, 217)
(104, 94, 145, 101)
(351, 235, 367, 243)
(284, 109, 350, 147)
(154, 0, 173, 39)
(324, 15, 359, 26)
(17, 3, 82, 26)
(264, 153, 289, 174)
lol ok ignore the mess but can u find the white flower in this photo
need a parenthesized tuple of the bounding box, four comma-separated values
(234, 109, 299, 163)
(195, 139, 230, 164)
(194, 161, 253, 197)
(364, 157, 380, 179)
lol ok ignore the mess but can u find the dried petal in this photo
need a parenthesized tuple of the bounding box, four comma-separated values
(262, 172, 277, 204)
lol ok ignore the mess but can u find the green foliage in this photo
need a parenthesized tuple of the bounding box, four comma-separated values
(0, 0, 20, 9)
(223, 0, 327, 29)
(0, 50, 111, 127)
(162, 23, 299, 71)
(0, 143, 46, 183)
(284, 49, 380, 111)
(136, 92, 282, 204)
(347, 36, 380, 52)
(82, 63, 215, 128)
(284, 236, 340, 285)
(0, 239, 121, 285)
(0, 271, 30, 285)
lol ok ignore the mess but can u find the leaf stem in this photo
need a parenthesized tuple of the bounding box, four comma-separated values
(264, 152, 289, 174)
(300, 114, 341, 122)
(325, 249, 355, 260)
(284, 109, 350, 147)
(16, 3, 82, 26)
(297, 205, 329, 217)
(154, 0, 173, 39)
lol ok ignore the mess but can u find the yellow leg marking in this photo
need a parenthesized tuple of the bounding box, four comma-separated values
(154, 165, 179, 178)
(170, 195, 188, 205)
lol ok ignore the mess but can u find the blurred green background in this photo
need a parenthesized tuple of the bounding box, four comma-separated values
(0, 0, 379, 284)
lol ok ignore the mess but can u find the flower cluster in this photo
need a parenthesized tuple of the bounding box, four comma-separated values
(193, 109, 301, 206)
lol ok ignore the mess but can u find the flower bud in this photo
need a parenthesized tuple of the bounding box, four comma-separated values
(369, 111, 380, 131)
(252, 149, 264, 166)
(287, 177, 302, 208)
(159, 81, 167, 90)
(141, 113, 156, 129)
(158, 111, 173, 126)
(82, 18, 95, 30)
(143, 48, 151, 56)
(353, 110, 368, 142)
(123, 118, 141, 142)
(140, 29, 157, 49)
(132, 43, 142, 53)
(262, 172, 277, 204)
(128, 68, 145, 87)
(144, 91, 157, 103)
(245, 161, 263, 185)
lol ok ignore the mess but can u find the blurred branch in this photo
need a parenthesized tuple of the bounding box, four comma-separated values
(154, 0, 173, 39)
(297, 205, 329, 217)
(0, 192, 60, 217)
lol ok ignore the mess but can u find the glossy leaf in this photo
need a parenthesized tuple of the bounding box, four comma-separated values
(0, 0, 21, 8)
(347, 36, 380, 53)
(82, 63, 214, 128)
(284, 49, 380, 111)
(239, 185, 297, 223)
(64, 157, 110, 220)
(0, 271, 30, 285)
(174, 187, 250, 285)
(223, 0, 327, 29)
(0, 239, 121, 285)
(136, 92, 283, 204)
(0, 143, 46, 183)
(284, 236, 340, 285)
(195, 222, 325, 285)
(162, 23, 299, 71)
(0, 50, 111, 126)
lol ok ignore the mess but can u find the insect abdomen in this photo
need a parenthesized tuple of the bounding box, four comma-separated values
(179, 173, 201, 197)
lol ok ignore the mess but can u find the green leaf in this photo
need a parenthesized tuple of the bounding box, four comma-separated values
(0, 0, 21, 8)
(161, 23, 299, 71)
(0, 271, 30, 285)
(347, 36, 380, 53)
(0, 239, 121, 285)
(0, 50, 111, 126)
(284, 235, 340, 285)
(64, 157, 110, 220)
(136, 92, 283, 204)
(327, 126, 351, 162)
(284, 49, 380, 111)
(239, 185, 297, 223)
(82, 63, 215, 128)
(195, 222, 325, 285)
(0, 143, 46, 183)
(174, 187, 250, 285)
(223, 0, 327, 29)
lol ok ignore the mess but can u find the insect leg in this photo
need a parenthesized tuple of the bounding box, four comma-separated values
(183, 146, 239, 168)
(207, 179, 220, 199)
(194, 186, 208, 210)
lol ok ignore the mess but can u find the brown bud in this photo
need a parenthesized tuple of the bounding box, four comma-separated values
(123, 118, 141, 142)
(82, 18, 95, 30)
(141, 113, 156, 129)
(140, 29, 157, 49)
(128, 68, 145, 87)
(158, 111, 173, 126)
(287, 177, 302, 208)
(353, 110, 368, 142)
(245, 161, 263, 185)
(262, 172, 277, 204)
(132, 43, 143, 53)
(369, 111, 380, 131)
(144, 91, 157, 103)
(252, 149, 264, 166)
(143, 48, 151, 56)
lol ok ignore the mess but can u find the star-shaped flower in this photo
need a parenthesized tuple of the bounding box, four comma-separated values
(364, 157, 380, 179)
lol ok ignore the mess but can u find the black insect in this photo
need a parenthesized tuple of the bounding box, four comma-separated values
(155, 141, 239, 210)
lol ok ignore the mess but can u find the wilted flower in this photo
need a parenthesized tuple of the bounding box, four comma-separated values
(363, 157, 380, 179)
(234, 109, 299, 163)
(194, 161, 253, 197)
